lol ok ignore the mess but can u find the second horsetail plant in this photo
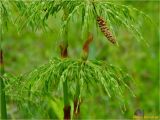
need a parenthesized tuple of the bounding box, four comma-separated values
(5, 52, 134, 119)
(5, 33, 135, 119)
(2, 0, 151, 119)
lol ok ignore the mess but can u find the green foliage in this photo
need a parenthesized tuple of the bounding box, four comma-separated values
(1, 0, 158, 119)
(13, 0, 151, 43)
(14, 1, 51, 31)
(0, 1, 26, 33)
(0, 0, 11, 32)
(5, 58, 134, 115)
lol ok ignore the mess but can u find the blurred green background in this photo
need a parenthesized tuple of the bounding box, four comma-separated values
(2, 1, 159, 119)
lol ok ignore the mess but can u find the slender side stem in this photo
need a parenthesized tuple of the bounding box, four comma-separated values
(73, 78, 81, 118)
(0, 49, 7, 119)
(73, 96, 80, 118)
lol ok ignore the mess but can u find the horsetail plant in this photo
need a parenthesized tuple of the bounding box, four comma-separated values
(5, 33, 135, 119)
(1, 0, 151, 119)
(5, 51, 135, 119)
(0, 45, 7, 119)
(0, 1, 27, 119)
(0, 1, 12, 119)
(15, 0, 151, 44)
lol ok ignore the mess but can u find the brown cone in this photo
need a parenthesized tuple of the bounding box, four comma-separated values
(97, 16, 116, 44)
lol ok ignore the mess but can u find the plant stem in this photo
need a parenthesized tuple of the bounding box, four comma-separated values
(63, 80, 70, 120)
(60, 38, 71, 119)
(60, 43, 71, 119)
(0, 49, 7, 119)
(61, 6, 71, 120)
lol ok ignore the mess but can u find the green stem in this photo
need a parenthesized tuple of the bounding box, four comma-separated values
(63, 80, 69, 106)
(0, 49, 7, 119)
(92, 0, 98, 17)
(47, 98, 59, 119)
(62, 6, 71, 120)
(63, 80, 70, 119)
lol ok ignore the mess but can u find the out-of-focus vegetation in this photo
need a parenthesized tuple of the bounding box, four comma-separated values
(1, 0, 159, 119)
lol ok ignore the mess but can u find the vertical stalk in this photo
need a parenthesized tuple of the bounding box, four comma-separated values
(61, 5, 70, 120)
(59, 28, 70, 119)
(0, 49, 7, 119)
(0, 3, 7, 118)
(61, 35, 71, 119)
(60, 42, 70, 119)
(63, 78, 70, 119)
